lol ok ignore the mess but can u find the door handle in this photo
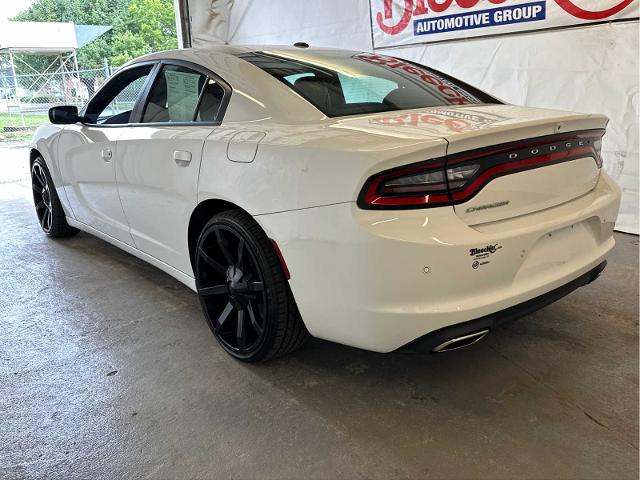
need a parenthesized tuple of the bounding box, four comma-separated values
(101, 149, 112, 162)
(174, 150, 192, 167)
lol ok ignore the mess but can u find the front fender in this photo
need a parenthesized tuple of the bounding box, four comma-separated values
(30, 125, 74, 218)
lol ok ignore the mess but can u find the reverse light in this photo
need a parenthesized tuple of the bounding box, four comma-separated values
(593, 138, 603, 167)
(379, 164, 480, 195)
(446, 164, 480, 189)
(381, 170, 446, 194)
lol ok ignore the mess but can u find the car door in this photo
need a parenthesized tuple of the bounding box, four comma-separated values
(57, 64, 155, 245)
(115, 61, 231, 275)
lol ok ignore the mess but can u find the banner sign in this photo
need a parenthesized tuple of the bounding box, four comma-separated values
(370, 0, 639, 47)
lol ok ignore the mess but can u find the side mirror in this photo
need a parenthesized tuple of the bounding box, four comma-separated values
(48, 105, 81, 125)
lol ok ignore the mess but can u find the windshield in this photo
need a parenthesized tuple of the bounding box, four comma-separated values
(238, 51, 498, 117)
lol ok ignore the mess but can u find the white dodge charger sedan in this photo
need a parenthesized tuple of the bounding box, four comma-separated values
(30, 45, 621, 362)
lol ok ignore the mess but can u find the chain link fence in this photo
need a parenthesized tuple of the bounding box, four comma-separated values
(0, 62, 125, 142)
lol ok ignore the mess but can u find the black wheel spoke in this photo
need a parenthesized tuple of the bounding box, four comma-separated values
(215, 302, 234, 332)
(236, 309, 246, 348)
(231, 281, 264, 296)
(42, 208, 51, 230)
(33, 167, 46, 187)
(247, 302, 263, 335)
(247, 281, 264, 292)
(237, 238, 245, 267)
(35, 201, 46, 211)
(215, 230, 234, 266)
(199, 247, 227, 276)
(199, 284, 227, 296)
(259, 301, 266, 321)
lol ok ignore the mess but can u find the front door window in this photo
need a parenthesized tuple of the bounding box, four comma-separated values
(84, 66, 153, 125)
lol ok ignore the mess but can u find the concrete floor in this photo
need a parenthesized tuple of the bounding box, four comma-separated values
(0, 144, 638, 480)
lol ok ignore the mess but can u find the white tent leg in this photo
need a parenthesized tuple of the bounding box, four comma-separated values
(8, 50, 25, 127)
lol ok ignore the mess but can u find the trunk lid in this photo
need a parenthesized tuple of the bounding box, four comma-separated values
(340, 104, 607, 217)
(437, 105, 607, 225)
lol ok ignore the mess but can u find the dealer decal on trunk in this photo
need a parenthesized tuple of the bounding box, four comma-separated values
(470, 243, 503, 269)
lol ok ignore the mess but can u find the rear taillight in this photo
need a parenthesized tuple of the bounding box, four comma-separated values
(358, 129, 605, 210)
(359, 158, 451, 208)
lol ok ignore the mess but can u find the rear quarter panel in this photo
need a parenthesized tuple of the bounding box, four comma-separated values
(197, 121, 448, 215)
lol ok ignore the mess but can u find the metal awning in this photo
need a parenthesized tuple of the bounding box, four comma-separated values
(0, 21, 111, 54)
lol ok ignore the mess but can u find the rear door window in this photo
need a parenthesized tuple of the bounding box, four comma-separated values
(141, 64, 225, 123)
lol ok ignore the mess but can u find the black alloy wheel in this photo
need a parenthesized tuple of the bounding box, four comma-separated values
(198, 224, 267, 353)
(32, 162, 53, 233)
(31, 157, 78, 238)
(195, 210, 307, 362)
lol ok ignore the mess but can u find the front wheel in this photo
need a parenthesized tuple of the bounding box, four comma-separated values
(31, 157, 78, 238)
(195, 210, 308, 362)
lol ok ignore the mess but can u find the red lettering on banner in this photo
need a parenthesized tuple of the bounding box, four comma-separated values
(384, 0, 393, 17)
(553, 0, 635, 20)
(378, 0, 413, 34)
(414, 0, 429, 15)
(377, 0, 508, 35)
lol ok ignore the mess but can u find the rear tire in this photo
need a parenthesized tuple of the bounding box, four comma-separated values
(31, 156, 78, 238)
(195, 209, 308, 362)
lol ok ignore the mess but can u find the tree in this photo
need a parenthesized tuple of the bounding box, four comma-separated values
(11, 0, 177, 70)
(111, 0, 178, 66)
(12, 0, 129, 70)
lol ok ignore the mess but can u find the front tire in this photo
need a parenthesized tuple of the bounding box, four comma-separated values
(195, 210, 308, 362)
(31, 156, 78, 238)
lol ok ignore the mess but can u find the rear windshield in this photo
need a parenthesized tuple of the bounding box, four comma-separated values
(238, 51, 498, 117)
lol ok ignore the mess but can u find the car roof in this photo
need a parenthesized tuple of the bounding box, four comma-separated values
(137, 44, 362, 57)
(124, 45, 371, 124)
(125, 46, 358, 124)
(128, 45, 366, 71)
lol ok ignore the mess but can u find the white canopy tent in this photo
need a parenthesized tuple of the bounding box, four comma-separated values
(185, 1, 640, 233)
(0, 21, 79, 53)
(1, 22, 82, 117)
(0, 21, 111, 114)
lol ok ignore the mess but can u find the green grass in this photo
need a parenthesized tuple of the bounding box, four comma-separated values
(0, 113, 50, 128)
(0, 113, 50, 142)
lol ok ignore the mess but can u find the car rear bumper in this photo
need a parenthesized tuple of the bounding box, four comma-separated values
(255, 171, 621, 353)
(400, 260, 607, 353)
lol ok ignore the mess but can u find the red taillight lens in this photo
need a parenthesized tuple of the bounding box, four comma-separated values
(358, 129, 605, 210)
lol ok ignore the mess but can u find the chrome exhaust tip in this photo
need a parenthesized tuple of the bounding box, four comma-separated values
(432, 329, 489, 353)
